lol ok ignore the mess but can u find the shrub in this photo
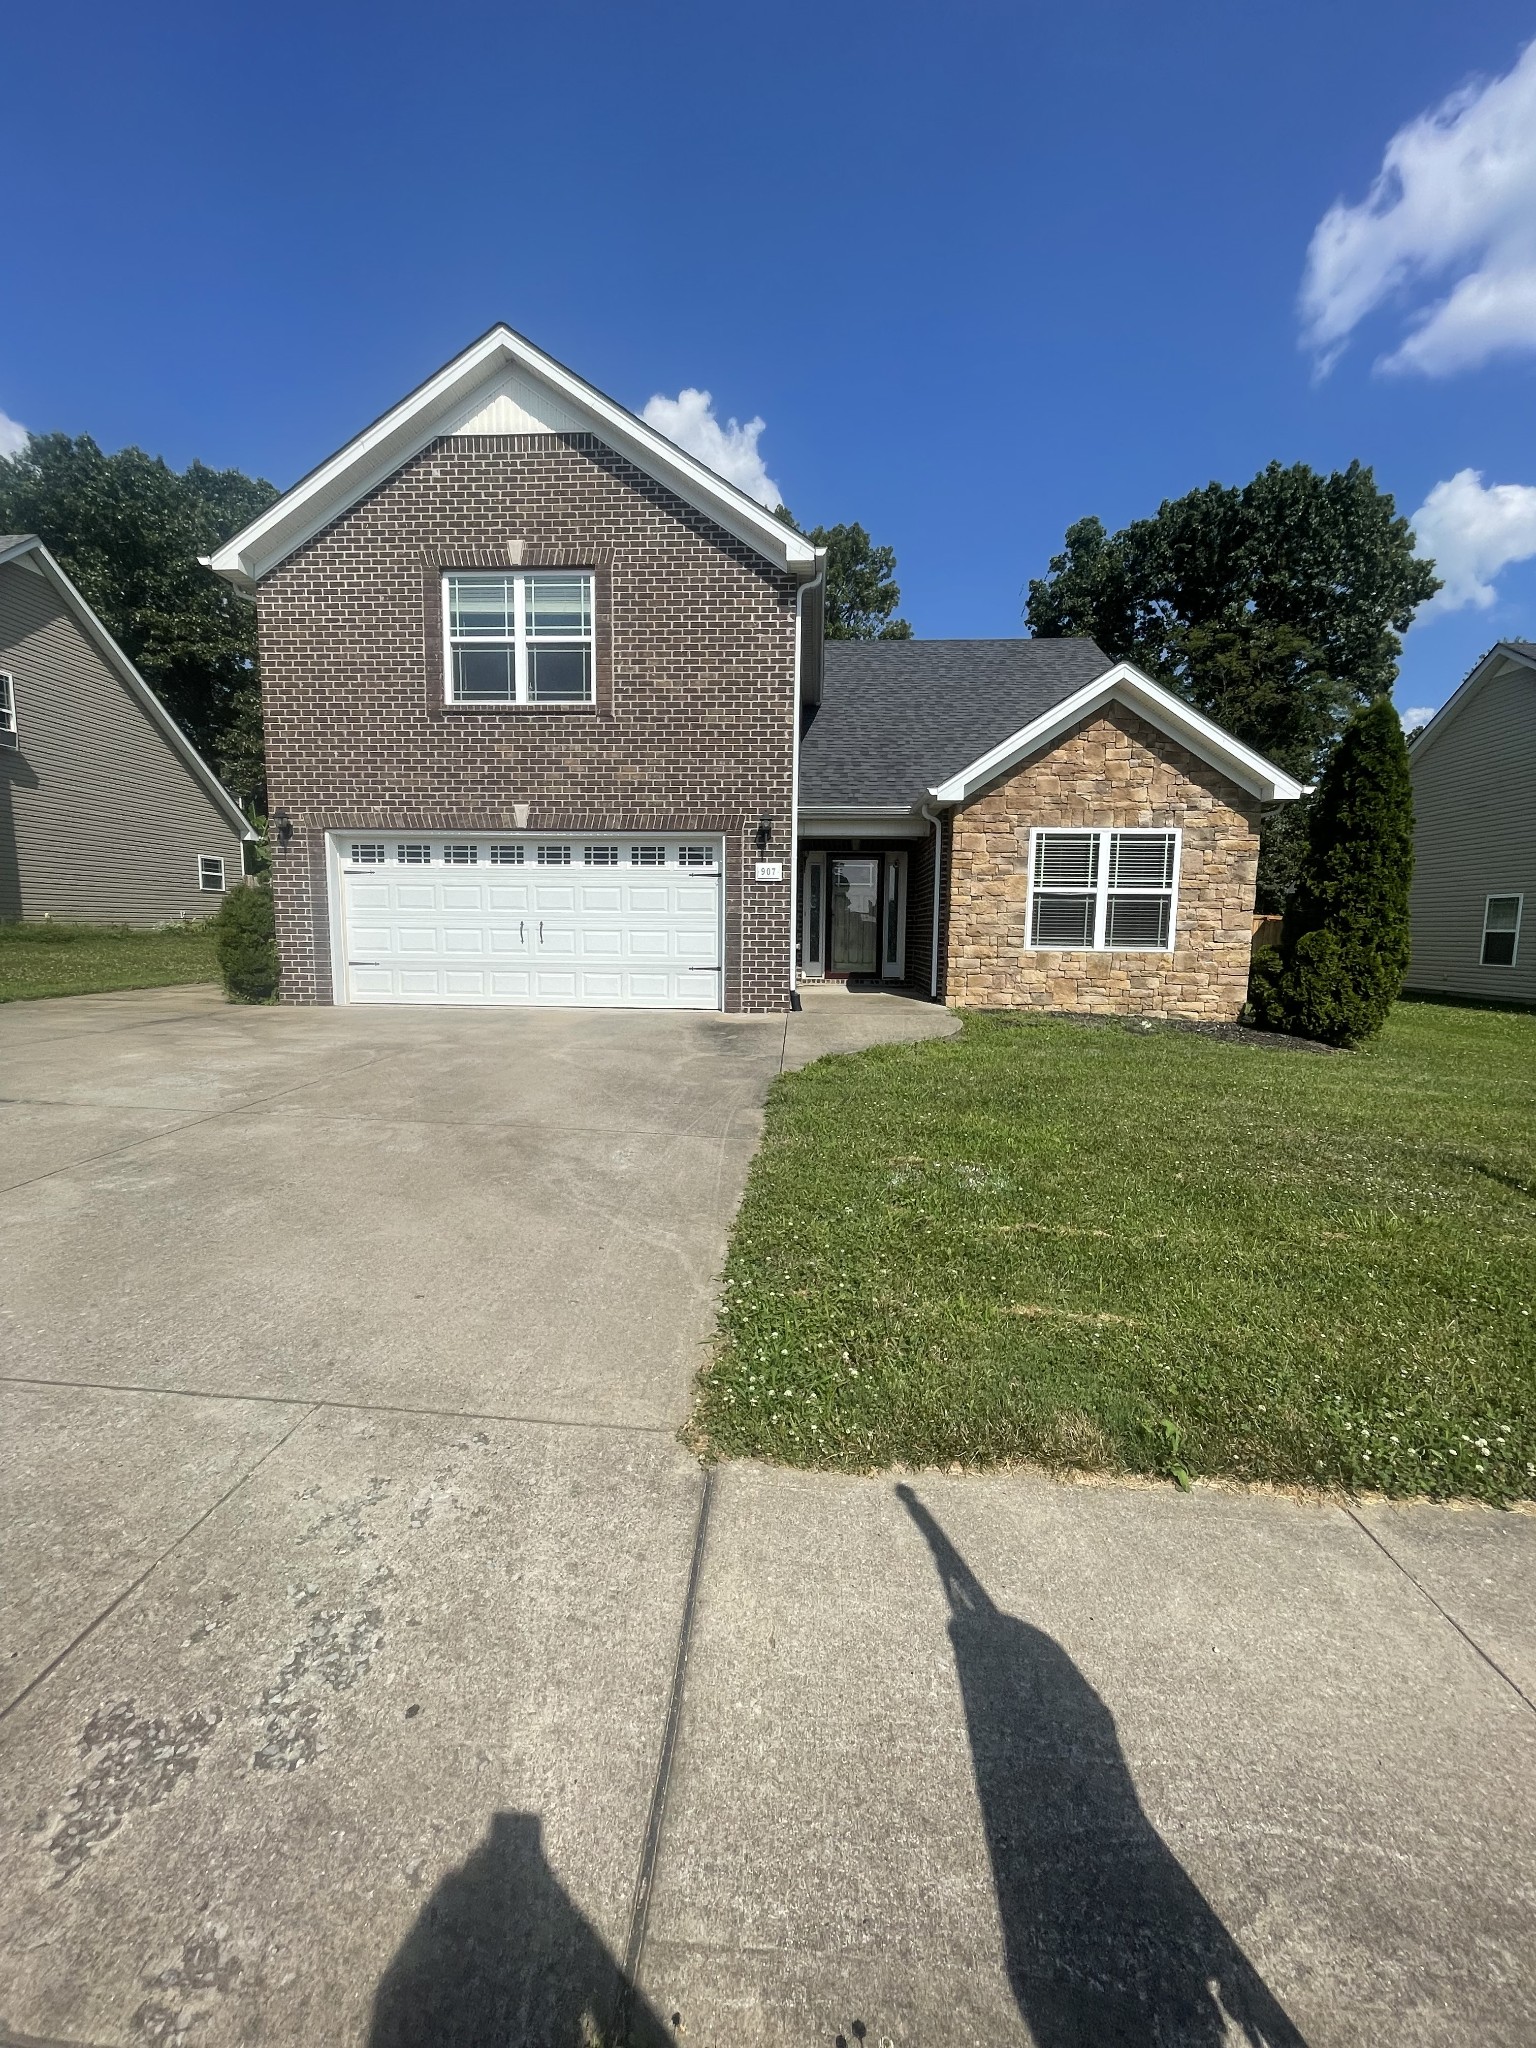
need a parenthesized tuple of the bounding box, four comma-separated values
(1248, 696, 1413, 1047)
(214, 881, 278, 1003)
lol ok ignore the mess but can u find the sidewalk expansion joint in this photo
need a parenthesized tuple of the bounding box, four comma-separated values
(1344, 1505, 1536, 1717)
(619, 1464, 716, 2028)
(0, 1404, 321, 1729)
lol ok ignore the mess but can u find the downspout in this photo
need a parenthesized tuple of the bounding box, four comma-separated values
(788, 548, 827, 1009)
(920, 802, 944, 1001)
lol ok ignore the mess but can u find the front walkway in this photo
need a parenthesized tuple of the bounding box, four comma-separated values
(0, 987, 1532, 2045)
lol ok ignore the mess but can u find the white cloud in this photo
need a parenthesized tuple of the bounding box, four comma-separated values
(0, 407, 28, 459)
(1300, 39, 1536, 375)
(1409, 467, 1536, 614)
(1400, 706, 1437, 729)
(640, 387, 781, 508)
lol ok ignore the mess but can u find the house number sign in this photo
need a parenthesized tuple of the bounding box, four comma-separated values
(755, 861, 784, 883)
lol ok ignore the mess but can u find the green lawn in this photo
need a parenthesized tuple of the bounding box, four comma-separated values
(0, 919, 221, 1002)
(695, 1002, 1536, 1503)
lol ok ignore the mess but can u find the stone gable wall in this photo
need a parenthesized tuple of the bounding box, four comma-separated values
(944, 702, 1261, 1019)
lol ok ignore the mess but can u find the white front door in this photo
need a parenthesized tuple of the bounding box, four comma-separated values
(333, 834, 723, 1008)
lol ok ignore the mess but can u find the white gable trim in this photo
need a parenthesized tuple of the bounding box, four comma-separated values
(1408, 641, 1535, 766)
(927, 660, 1306, 806)
(206, 325, 819, 589)
(0, 535, 255, 840)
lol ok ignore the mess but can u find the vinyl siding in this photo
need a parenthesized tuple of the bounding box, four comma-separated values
(0, 559, 245, 924)
(1408, 655, 1536, 1004)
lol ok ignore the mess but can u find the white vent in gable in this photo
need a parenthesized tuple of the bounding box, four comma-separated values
(449, 368, 586, 439)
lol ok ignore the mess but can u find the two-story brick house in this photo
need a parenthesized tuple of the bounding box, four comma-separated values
(210, 327, 1301, 1020)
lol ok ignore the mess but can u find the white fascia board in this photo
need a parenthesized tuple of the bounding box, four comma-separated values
(797, 805, 927, 838)
(927, 661, 1306, 805)
(1, 536, 255, 839)
(206, 325, 818, 589)
(1408, 642, 1535, 766)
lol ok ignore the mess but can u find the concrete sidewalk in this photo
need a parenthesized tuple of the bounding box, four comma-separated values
(2, 987, 1533, 2046)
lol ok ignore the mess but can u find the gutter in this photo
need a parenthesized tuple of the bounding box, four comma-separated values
(788, 549, 827, 1006)
(920, 802, 944, 1001)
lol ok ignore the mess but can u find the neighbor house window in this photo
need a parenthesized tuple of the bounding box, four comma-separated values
(1482, 895, 1522, 967)
(443, 571, 594, 705)
(199, 855, 227, 892)
(1027, 828, 1179, 951)
(0, 672, 15, 748)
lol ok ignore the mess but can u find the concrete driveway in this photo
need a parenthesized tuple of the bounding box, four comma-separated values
(2, 986, 1535, 2047)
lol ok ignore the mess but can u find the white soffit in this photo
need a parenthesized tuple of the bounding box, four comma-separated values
(928, 661, 1306, 805)
(206, 325, 818, 589)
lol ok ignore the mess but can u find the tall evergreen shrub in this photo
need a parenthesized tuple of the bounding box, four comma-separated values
(1248, 697, 1413, 1047)
(214, 880, 278, 1003)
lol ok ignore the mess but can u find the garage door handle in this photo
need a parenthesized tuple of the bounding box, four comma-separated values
(520, 920, 525, 943)
(539, 920, 544, 942)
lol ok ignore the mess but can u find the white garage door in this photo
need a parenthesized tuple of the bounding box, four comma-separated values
(334, 834, 724, 1008)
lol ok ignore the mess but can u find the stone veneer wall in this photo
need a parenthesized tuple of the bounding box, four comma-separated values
(943, 702, 1261, 1020)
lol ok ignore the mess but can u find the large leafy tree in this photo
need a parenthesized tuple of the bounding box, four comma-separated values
(1248, 697, 1414, 1047)
(1026, 462, 1439, 783)
(0, 434, 277, 807)
(776, 509, 912, 639)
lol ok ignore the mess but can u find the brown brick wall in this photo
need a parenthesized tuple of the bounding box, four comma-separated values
(944, 702, 1261, 1019)
(255, 431, 797, 1011)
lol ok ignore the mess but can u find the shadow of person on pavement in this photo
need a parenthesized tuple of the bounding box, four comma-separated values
(898, 1485, 1308, 2047)
(368, 1810, 672, 2048)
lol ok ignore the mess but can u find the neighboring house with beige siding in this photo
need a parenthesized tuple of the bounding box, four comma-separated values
(0, 534, 252, 925)
(1406, 641, 1536, 1007)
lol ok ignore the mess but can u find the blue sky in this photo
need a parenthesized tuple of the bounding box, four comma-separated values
(4, 2, 1536, 721)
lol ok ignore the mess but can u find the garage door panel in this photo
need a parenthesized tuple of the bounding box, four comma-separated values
(340, 837, 723, 1008)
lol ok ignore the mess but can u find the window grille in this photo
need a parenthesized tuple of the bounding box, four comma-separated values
(1029, 829, 1178, 951)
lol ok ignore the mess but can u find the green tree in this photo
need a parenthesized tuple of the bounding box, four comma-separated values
(0, 433, 277, 806)
(776, 509, 912, 639)
(1247, 698, 1414, 1047)
(1026, 462, 1439, 783)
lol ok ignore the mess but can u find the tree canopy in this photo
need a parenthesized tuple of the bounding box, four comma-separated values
(1025, 461, 1439, 781)
(0, 434, 277, 807)
(775, 510, 912, 639)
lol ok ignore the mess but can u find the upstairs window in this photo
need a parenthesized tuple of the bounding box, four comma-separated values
(0, 671, 15, 748)
(1482, 895, 1522, 967)
(1028, 828, 1179, 952)
(199, 854, 227, 892)
(444, 571, 594, 705)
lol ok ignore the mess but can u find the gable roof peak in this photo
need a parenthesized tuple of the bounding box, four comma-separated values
(207, 324, 818, 590)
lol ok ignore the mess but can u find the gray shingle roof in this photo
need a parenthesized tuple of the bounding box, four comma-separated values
(800, 637, 1111, 808)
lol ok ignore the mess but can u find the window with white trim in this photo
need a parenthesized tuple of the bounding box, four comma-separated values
(1482, 894, 1522, 967)
(536, 843, 572, 866)
(584, 844, 619, 866)
(489, 843, 524, 864)
(678, 845, 717, 869)
(631, 845, 666, 866)
(442, 843, 478, 864)
(0, 671, 15, 748)
(350, 843, 386, 864)
(444, 571, 594, 705)
(1028, 828, 1179, 951)
(199, 854, 227, 892)
(397, 843, 432, 863)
